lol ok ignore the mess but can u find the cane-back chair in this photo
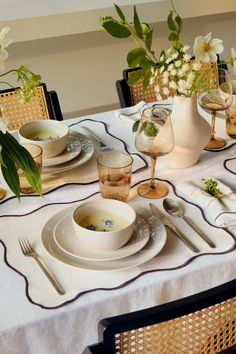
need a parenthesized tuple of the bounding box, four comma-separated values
(83, 279, 236, 354)
(0, 83, 63, 130)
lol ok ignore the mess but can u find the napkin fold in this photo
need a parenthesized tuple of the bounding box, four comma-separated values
(115, 101, 148, 122)
(115, 99, 173, 122)
(177, 178, 236, 229)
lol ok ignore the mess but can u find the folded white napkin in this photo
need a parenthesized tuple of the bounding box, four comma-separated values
(115, 101, 148, 122)
(177, 178, 236, 228)
(115, 100, 173, 122)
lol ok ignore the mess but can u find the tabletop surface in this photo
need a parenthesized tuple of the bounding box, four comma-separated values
(0, 103, 236, 353)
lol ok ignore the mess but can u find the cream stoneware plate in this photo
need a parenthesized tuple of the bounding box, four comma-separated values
(43, 144, 82, 167)
(43, 131, 94, 173)
(41, 206, 167, 271)
(53, 210, 150, 261)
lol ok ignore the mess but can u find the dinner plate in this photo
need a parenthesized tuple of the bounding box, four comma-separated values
(43, 142, 82, 167)
(43, 131, 94, 173)
(53, 210, 150, 261)
(41, 206, 167, 271)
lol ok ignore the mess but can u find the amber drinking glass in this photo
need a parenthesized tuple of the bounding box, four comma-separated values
(135, 107, 174, 199)
(198, 68, 233, 149)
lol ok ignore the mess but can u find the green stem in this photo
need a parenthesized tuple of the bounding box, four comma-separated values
(126, 21, 158, 64)
(0, 69, 18, 77)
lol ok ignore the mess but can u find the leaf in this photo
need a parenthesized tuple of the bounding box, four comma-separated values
(167, 11, 177, 31)
(139, 57, 152, 69)
(127, 48, 146, 68)
(127, 69, 146, 86)
(145, 29, 153, 52)
(0, 132, 42, 195)
(143, 72, 151, 91)
(139, 121, 147, 134)
(114, 4, 125, 21)
(168, 32, 178, 42)
(101, 20, 131, 38)
(133, 6, 143, 39)
(175, 15, 182, 32)
(1, 148, 20, 199)
(132, 120, 140, 133)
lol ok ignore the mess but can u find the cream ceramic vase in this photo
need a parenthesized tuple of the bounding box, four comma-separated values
(162, 95, 211, 168)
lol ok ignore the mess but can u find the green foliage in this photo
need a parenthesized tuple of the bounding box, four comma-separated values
(202, 178, 223, 198)
(100, 3, 159, 89)
(0, 131, 41, 198)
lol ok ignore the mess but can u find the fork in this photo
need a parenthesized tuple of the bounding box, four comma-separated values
(81, 126, 113, 151)
(18, 237, 65, 295)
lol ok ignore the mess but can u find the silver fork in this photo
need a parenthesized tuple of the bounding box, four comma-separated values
(18, 237, 65, 295)
(81, 126, 113, 151)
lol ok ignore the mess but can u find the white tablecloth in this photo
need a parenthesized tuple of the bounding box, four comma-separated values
(0, 105, 236, 353)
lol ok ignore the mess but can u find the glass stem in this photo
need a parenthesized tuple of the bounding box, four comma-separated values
(150, 156, 157, 189)
(210, 111, 216, 141)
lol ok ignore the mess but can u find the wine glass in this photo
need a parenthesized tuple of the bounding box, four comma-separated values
(135, 106, 174, 199)
(198, 68, 233, 149)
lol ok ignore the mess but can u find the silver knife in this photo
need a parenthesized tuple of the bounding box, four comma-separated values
(149, 203, 200, 253)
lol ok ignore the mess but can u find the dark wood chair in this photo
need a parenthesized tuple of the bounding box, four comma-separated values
(83, 279, 236, 354)
(0, 83, 63, 130)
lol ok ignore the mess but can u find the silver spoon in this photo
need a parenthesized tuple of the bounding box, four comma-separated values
(163, 198, 216, 248)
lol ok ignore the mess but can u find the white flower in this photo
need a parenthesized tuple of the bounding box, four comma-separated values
(0, 27, 13, 72)
(162, 76, 169, 85)
(171, 52, 178, 60)
(183, 53, 191, 61)
(167, 63, 174, 71)
(169, 80, 177, 89)
(156, 93, 163, 101)
(170, 68, 177, 76)
(154, 84, 160, 94)
(230, 48, 236, 74)
(160, 65, 165, 73)
(193, 32, 223, 63)
(149, 76, 155, 85)
(174, 60, 181, 68)
(192, 61, 202, 71)
(162, 87, 169, 96)
(182, 63, 190, 73)
(182, 44, 190, 53)
(187, 71, 195, 83)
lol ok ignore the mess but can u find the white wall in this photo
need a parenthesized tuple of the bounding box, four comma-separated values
(2, 2, 236, 118)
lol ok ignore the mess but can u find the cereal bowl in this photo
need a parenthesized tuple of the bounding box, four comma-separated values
(72, 199, 136, 251)
(18, 120, 69, 158)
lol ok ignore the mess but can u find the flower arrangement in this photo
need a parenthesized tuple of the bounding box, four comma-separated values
(0, 27, 42, 198)
(100, 1, 236, 100)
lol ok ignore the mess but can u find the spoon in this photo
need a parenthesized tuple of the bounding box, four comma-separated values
(163, 198, 216, 248)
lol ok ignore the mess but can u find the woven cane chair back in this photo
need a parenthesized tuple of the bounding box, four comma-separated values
(83, 279, 236, 354)
(0, 83, 62, 130)
(113, 296, 236, 354)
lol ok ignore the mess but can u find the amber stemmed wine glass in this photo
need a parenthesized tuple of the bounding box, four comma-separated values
(135, 107, 174, 199)
(198, 68, 233, 149)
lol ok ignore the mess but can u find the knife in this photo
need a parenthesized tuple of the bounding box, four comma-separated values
(149, 203, 200, 253)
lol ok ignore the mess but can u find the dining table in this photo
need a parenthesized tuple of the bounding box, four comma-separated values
(0, 100, 236, 354)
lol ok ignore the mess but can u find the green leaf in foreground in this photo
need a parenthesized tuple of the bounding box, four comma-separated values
(132, 120, 140, 133)
(0, 131, 42, 196)
(1, 148, 20, 199)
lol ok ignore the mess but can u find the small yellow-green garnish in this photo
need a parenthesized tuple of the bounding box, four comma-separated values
(202, 178, 223, 198)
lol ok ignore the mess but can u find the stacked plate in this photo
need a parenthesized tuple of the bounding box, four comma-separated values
(42, 130, 95, 172)
(41, 206, 167, 271)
